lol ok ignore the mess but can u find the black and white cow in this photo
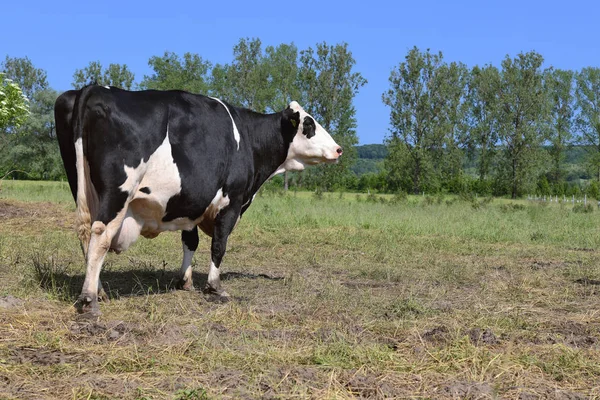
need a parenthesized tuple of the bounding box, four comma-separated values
(55, 85, 342, 315)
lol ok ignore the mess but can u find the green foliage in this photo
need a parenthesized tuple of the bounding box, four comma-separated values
(382, 47, 468, 194)
(465, 64, 501, 181)
(139, 52, 210, 93)
(1, 56, 48, 99)
(356, 144, 387, 159)
(73, 61, 135, 89)
(587, 180, 600, 200)
(297, 42, 366, 190)
(573, 203, 594, 213)
(1, 57, 63, 180)
(495, 51, 550, 198)
(546, 69, 575, 184)
(0, 73, 29, 132)
(576, 67, 600, 181)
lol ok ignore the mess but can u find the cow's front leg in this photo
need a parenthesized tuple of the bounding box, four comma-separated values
(178, 226, 199, 291)
(204, 205, 241, 298)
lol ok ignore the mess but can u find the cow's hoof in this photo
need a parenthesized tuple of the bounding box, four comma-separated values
(76, 295, 101, 316)
(177, 278, 195, 291)
(98, 288, 110, 303)
(203, 285, 230, 302)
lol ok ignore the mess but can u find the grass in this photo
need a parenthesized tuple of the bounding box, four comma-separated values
(1, 181, 600, 399)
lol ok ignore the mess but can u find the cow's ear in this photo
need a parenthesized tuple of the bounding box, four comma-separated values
(283, 107, 300, 130)
(303, 116, 316, 139)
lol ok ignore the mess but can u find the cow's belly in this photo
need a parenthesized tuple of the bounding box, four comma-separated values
(110, 188, 230, 252)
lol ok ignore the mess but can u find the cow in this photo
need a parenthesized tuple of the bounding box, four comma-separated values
(54, 85, 342, 315)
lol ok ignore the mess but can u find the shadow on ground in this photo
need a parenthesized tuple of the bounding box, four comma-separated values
(35, 267, 284, 301)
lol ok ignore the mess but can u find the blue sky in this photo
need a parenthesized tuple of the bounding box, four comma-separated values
(2, 0, 599, 144)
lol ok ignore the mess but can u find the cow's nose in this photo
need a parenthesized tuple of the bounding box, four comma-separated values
(336, 147, 343, 156)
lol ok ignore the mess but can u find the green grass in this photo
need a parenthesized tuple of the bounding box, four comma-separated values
(1, 181, 600, 399)
(0, 179, 74, 204)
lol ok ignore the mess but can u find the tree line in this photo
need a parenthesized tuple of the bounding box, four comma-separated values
(1, 41, 600, 199)
(382, 47, 600, 199)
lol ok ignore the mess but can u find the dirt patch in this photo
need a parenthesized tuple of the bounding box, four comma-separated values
(11, 347, 80, 366)
(0, 295, 24, 309)
(0, 201, 33, 219)
(530, 260, 568, 270)
(440, 381, 494, 399)
(69, 320, 134, 342)
(516, 388, 587, 400)
(550, 321, 598, 348)
(341, 370, 404, 399)
(422, 325, 450, 343)
(467, 328, 499, 346)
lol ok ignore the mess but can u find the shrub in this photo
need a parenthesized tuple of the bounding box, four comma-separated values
(573, 203, 594, 213)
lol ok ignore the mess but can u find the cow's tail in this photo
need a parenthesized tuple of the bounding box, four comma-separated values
(72, 87, 99, 258)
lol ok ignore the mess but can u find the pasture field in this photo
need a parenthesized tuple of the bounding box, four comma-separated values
(1, 181, 600, 399)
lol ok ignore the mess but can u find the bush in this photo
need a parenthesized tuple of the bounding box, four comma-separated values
(500, 203, 526, 212)
(389, 191, 407, 205)
(573, 203, 594, 213)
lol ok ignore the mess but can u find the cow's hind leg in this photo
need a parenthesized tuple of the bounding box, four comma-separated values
(204, 205, 241, 299)
(77, 202, 129, 315)
(178, 226, 199, 291)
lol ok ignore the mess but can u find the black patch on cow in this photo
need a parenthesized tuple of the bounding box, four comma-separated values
(283, 108, 300, 133)
(303, 116, 316, 139)
(139, 187, 151, 194)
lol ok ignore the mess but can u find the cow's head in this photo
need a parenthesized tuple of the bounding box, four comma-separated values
(279, 101, 343, 172)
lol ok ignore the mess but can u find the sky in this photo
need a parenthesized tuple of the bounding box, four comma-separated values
(2, 0, 599, 145)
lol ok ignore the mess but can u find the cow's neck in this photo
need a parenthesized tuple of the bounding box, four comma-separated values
(247, 112, 294, 190)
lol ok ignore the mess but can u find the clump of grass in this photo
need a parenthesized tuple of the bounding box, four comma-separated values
(500, 203, 526, 212)
(390, 191, 407, 204)
(573, 203, 594, 213)
(32, 252, 75, 301)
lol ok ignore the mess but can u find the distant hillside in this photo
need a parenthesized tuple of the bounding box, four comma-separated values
(352, 144, 387, 176)
(352, 144, 591, 179)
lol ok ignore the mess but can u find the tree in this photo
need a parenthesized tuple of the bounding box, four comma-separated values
(0, 73, 29, 132)
(140, 52, 211, 93)
(465, 64, 501, 182)
(496, 51, 549, 198)
(297, 42, 366, 190)
(429, 60, 469, 190)
(264, 43, 300, 112)
(1, 56, 48, 99)
(222, 38, 272, 112)
(545, 68, 575, 184)
(1, 58, 63, 179)
(382, 47, 445, 194)
(73, 61, 135, 89)
(575, 67, 600, 181)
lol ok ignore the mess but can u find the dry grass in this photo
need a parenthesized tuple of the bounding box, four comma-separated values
(1, 183, 600, 399)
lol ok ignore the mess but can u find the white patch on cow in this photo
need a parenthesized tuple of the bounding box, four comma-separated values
(207, 261, 228, 296)
(271, 101, 342, 177)
(110, 208, 142, 252)
(209, 97, 240, 150)
(180, 243, 194, 282)
(74, 137, 99, 256)
(113, 126, 186, 241)
(103, 85, 110, 89)
(209, 188, 230, 211)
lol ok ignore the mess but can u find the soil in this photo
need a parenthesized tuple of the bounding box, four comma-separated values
(441, 381, 494, 399)
(11, 347, 80, 366)
(467, 328, 499, 346)
(0, 295, 24, 309)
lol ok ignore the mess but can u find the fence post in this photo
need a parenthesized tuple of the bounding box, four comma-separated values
(585, 194, 587, 206)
